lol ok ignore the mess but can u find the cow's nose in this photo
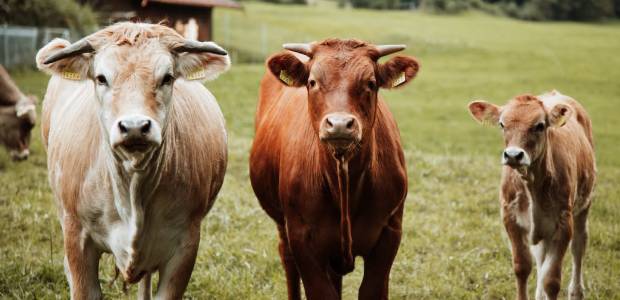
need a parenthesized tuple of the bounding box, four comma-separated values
(118, 118, 151, 137)
(322, 113, 359, 139)
(502, 146, 530, 167)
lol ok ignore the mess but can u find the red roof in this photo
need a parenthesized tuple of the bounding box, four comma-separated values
(142, 0, 242, 9)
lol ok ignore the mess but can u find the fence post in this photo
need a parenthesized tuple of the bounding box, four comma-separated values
(3, 24, 8, 67)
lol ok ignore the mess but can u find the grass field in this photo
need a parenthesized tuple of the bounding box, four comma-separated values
(1, 2, 620, 299)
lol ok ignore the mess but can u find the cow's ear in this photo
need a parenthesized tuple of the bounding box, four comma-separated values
(16, 97, 37, 125)
(377, 56, 419, 89)
(36, 38, 91, 81)
(468, 100, 500, 126)
(175, 42, 231, 81)
(267, 52, 308, 87)
(548, 103, 572, 128)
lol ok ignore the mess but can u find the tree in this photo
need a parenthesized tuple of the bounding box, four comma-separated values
(0, 0, 97, 34)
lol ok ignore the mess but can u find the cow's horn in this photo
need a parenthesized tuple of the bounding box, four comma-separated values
(174, 40, 228, 56)
(43, 39, 94, 64)
(376, 44, 406, 57)
(283, 43, 313, 57)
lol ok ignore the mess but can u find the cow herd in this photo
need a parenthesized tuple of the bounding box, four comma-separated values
(0, 22, 596, 300)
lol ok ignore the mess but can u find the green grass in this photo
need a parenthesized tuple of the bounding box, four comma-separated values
(1, 2, 620, 299)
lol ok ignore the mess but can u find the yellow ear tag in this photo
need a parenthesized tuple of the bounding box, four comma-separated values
(556, 115, 567, 127)
(62, 71, 81, 80)
(392, 72, 406, 88)
(279, 70, 294, 86)
(186, 68, 207, 80)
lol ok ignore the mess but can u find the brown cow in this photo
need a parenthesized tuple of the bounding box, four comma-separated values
(250, 39, 419, 299)
(0, 64, 37, 161)
(468, 91, 596, 300)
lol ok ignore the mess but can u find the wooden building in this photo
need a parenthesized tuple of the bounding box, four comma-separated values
(90, 0, 242, 41)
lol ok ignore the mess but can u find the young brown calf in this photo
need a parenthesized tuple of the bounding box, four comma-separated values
(468, 91, 595, 300)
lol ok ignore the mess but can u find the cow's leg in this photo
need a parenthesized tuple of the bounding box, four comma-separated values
(327, 268, 342, 299)
(154, 225, 200, 300)
(569, 206, 590, 300)
(278, 225, 301, 300)
(531, 242, 546, 300)
(504, 211, 532, 300)
(536, 217, 572, 300)
(286, 221, 338, 300)
(358, 207, 403, 300)
(137, 273, 152, 300)
(63, 218, 102, 300)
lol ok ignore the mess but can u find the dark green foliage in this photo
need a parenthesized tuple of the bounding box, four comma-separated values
(419, 0, 475, 13)
(0, 0, 97, 34)
(420, 0, 617, 20)
(349, 0, 405, 9)
(496, 0, 616, 21)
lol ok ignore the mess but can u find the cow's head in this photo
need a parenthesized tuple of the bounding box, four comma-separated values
(468, 94, 572, 174)
(36, 22, 229, 163)
(0, 96, 37, 161)
(267, 39, 419, 158)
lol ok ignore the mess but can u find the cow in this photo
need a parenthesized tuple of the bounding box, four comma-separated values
(36, 22, 230, 299)
(468, 91, 596, 300)
(0, 64, 37, 161)
(249, 39, 420, 299)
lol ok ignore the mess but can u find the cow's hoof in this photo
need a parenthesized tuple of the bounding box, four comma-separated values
(569, 286, 584, 300)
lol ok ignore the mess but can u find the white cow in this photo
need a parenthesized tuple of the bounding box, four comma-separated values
(36, 22, 230, 299)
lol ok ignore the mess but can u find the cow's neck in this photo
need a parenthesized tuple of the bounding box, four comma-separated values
(320, 130, 374, 273)
(105, 141, 165, 229)
(321, 140, 372, 197)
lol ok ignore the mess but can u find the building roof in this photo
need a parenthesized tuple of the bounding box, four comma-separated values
(141, 0, 242, 9)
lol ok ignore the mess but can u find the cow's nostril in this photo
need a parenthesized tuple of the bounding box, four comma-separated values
(326, 118, 333, 127)
(515, 151, 524, 160)
(141, 120, 151, 135)
(346, 119, 354, 129)
(119, 122, 128, 134)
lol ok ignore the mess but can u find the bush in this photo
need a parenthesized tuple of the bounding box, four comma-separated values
(0, 0, 97, 34)
(493, 0, 615, 20)
(419, 0, 473, 13)
(418, 0, 617, 20)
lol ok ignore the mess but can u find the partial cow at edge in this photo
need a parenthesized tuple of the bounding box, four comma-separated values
(0, 65, 37, 161)
(36, 22, 230, 299)
(250, 39, 419, 299)
(468, 91, 596, 300)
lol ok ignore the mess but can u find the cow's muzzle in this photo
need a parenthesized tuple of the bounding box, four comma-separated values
(9, 149, 29, 161)
(111, 115, 161, 153)
(319, 113, 361, 151)
(502, 146, 531, 171)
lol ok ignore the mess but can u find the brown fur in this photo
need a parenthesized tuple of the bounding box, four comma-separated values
(251, 39, 418, 299)
(0, 65, 37, 160)
(469, 91, 596, 300)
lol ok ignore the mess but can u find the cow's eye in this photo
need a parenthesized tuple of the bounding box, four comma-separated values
(308, 79, 316, 88)
(95, 75, 108, 86)
(161, 74, 174, 86)
(533, 122, 545, 132)
(367, 80, 377, 91)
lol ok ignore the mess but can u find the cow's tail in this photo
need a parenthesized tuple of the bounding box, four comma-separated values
(336, 158, 354, 271)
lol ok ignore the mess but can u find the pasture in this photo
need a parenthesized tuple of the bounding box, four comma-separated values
(1, 2, 619, 299)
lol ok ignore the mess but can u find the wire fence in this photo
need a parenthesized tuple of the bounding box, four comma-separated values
(1, 25, 72, 70)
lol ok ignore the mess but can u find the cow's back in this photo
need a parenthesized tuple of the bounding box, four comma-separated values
(540, 92, 596, 210)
